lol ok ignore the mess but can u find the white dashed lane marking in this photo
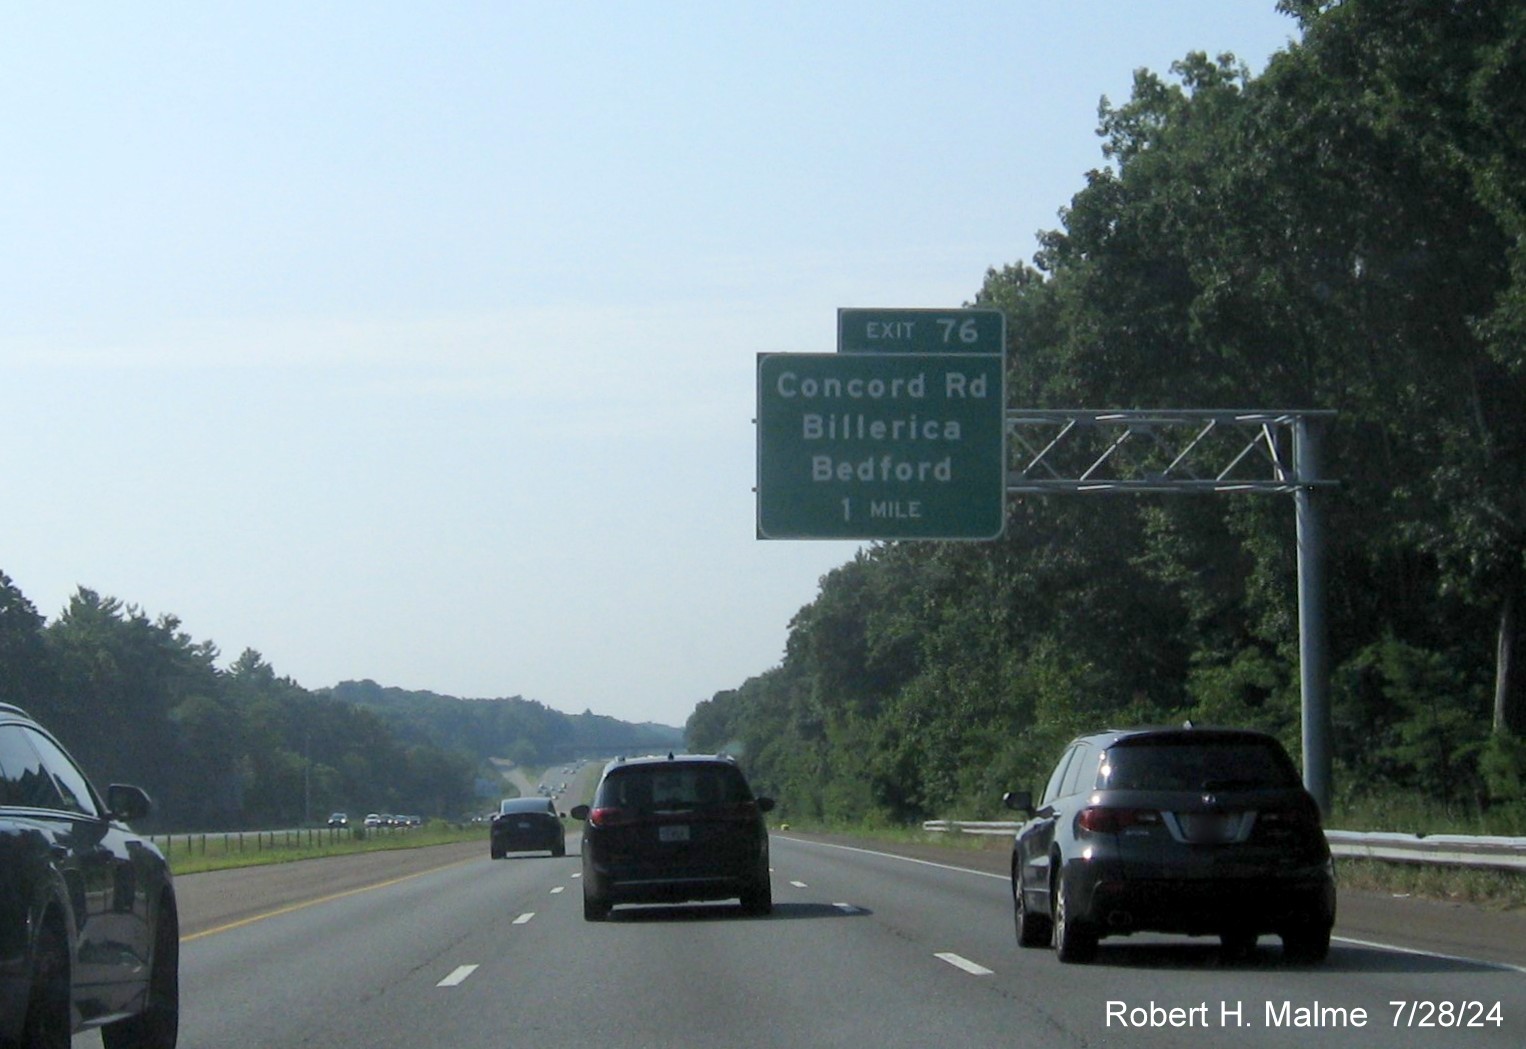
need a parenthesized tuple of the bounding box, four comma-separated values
(434, 886, 580, 990)
(935, 952, 994, 976)
(437, 965, 479, 987)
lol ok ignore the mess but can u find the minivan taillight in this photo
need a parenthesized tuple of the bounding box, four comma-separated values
(1077, 807, 1160, 834)
(1259, 802, 1322, 830)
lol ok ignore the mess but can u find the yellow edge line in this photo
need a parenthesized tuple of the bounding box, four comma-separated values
(180, 856, 476, 942)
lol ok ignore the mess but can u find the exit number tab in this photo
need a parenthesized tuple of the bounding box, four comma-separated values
(837, 307, 1006, 356)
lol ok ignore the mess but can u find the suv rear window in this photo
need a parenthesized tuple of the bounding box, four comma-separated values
(595, 764, 753, 812)
(1100, 738, 1300, 792)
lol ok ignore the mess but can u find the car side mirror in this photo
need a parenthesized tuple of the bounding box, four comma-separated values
(1002, 790, 1034, 815)
(570, 804, 590, 821)
(107, 783, 153, 822)
(755, 797, 775, 813)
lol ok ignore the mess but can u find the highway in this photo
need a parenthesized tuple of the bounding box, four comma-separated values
(74, 833, 1526, 1048)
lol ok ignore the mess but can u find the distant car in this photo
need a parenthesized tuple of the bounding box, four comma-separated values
(1003, 725, 1335, 963)
(490, 797, 566, 859)
(327, 812, 349, 828)
(0, 702, 179, 1047)
(364, 813, 383, 828)
(572, 753, 773, 921)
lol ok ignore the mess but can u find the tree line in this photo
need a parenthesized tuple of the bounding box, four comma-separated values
(328, 679, 683, 768)
(0, 575, 677, 829)
(688, 1, 1526, 829)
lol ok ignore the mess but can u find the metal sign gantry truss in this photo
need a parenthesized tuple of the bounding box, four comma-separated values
(1003, 409, 1338, 813)
(1006, 409, 1338, 494)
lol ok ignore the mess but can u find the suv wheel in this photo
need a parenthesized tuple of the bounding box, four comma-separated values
(740, 875, 772, 916)
(1219, 927, 1258, 961)
(23, 919, 70, 1049)
(102, 896, 179, 1049)
(1279, 921, 1331, 963)
(1052, 866, 1097, 964)
(583, 890, 611, 922)
(1013, 875, 1050, 948)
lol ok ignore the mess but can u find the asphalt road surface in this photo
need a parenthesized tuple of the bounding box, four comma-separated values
(73, 832, 1526, 1048)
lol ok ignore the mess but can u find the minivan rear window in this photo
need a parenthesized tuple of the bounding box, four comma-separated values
(595, 765, 752, 812)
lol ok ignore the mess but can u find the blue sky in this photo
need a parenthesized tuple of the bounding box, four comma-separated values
(2, 2, 1300, 727)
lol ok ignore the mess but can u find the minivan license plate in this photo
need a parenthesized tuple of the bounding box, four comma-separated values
(659, 825, 690, 843)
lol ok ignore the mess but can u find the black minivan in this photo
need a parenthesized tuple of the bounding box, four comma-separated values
(0, 703, 179, 1046)
(572, 754, 773, 921)
(1004, 725, 1335, 963)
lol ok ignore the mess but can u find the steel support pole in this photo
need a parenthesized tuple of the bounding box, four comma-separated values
(1295, 417, 1332, 815)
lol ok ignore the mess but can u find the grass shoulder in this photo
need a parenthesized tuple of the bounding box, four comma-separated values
(1335, 858, 1526, 911)
(157, 822, 489, 876)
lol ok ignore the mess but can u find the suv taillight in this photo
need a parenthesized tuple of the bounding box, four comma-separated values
(1077, 807, 1160, 834)
(588, 806, 635, 828)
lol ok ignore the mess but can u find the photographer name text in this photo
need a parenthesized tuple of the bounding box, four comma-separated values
(1106, 999, 1504, 1029)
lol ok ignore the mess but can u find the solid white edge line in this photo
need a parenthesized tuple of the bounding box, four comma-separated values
(1333, 936, 1526, 974)
(437, 964, 479, 987)
(935, 952, 994, 976)
(777, 835, 1007, 880)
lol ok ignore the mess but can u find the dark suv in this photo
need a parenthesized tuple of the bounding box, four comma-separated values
(1003, 725, 1335, 963)
(0, 703, 179, 1047)
(571, 754, 774, 921)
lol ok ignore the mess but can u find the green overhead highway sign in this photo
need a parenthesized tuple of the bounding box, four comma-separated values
(756, 352, 1006, 540)
(837, 307, 1006, 355)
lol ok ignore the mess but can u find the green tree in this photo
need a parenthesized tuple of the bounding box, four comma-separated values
(43, 589, 220, 811)
(0, 571, 52, 712)
(1272, 0, 1526, 734)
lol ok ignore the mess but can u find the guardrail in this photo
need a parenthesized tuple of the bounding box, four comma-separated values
(149, 823, 418, 859)
(922, 821, 1526, 872)
(922, 820, 1017, 837)
(1323, 830, 1526, 872)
